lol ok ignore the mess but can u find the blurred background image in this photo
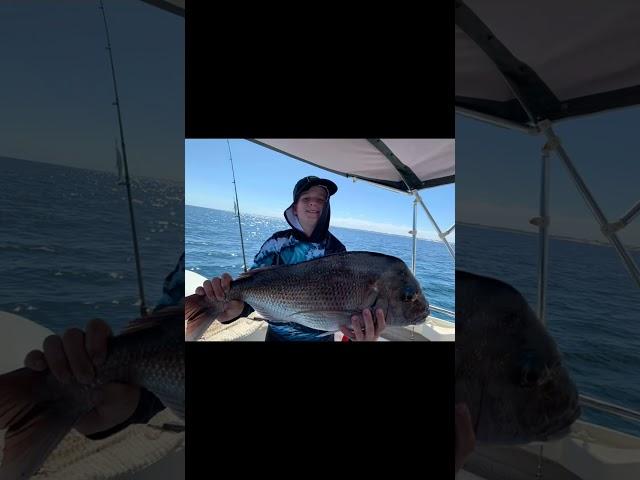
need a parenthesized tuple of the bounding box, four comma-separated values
(1, 1, 184, 332)
(456, 1, 640, 478)
(0, 1, 185, 479)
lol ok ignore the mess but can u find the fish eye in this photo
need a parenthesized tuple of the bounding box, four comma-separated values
(511, 366, 539, 388)
(401, 286, 416, 302)
(513, 351, 547, 387)
(521, 368, 540, 387)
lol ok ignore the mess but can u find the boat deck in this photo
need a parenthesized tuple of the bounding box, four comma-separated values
(196, 312, 454, 342)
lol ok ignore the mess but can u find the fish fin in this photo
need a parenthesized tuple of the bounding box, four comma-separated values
(121, 318, 162, 335)
(371, 296, 388, 317)
(0, 368, 80, 479)
(122, 306, 183, 335)
(184, 294, 224, 341)
(360, 284, 379, 310)
(236, 265, 278, 279)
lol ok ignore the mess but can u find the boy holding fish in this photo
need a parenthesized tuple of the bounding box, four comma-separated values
(197, 176, 388, 342)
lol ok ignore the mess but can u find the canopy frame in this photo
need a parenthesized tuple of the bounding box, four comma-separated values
(248, 138, 456, 320)
(249, 139, 454, 193)
(455, 0, 640, 127)
(138, 0, 184, 17)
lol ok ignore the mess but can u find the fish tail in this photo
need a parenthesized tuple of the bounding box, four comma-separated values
(184, 293, 224, 341)
(0, 368, 80, 479)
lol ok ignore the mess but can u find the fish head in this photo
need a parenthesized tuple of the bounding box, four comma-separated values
(378, 260, 430, 326)
(461, 292, 581, 444)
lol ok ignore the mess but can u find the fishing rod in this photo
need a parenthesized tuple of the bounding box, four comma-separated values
(99, 0, 148, 316)
(227, 139, 248, 272)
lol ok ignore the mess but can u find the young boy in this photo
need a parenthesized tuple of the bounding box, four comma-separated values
(197, 176, 387, 341)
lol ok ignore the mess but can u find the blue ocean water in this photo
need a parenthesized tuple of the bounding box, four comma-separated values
(185, 204, 455, 319)
(457, 224, 640, 437)
(0, 158, 184, 334)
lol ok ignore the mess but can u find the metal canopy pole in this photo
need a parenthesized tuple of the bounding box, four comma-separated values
(411, 197, 418, 274)
(530, 142, 552, 324)
(539, 122, 640, 290)
(620, 200, 640, 227)
(607, 199, 640, 233)
(413, 191, 455, 260)
(363, 138, 456, 264)
(455, 107, 539, 135)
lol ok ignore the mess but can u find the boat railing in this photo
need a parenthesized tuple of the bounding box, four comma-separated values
(580, 394, 640, 425)
(429, 304, 455, 319)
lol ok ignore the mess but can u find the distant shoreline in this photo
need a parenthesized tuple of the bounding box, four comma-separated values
(1, 155, 182, 184)
(186, 204, 454, 245)
(458, 221, 640, 251)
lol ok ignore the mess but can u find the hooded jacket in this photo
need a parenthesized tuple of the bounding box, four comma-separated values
(229, 186, 346, 341)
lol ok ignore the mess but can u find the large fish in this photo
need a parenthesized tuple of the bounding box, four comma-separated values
(0, 307, 184, 479)
(455, 270, 581, 444)
(185, 251, 430, 340)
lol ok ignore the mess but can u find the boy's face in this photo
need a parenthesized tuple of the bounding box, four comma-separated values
(293, 185, 328, 227)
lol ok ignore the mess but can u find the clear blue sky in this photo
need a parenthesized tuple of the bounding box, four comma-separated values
(0, 1, 183, 181)
(185, 139, 456, 241)
(456, 106, 640, 246)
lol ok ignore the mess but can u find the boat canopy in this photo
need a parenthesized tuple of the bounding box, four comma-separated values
(139, 0, 184, 16)
(250, 139, 455, 193)
(456, 0, 640, 128)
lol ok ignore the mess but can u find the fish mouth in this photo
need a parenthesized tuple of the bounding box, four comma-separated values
(414, 304, 430, 324)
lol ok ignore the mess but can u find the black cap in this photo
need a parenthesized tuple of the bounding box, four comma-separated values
(293, 176, 338, 202)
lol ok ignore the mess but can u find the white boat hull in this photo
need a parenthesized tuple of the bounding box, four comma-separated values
(462, 420, 640, 480)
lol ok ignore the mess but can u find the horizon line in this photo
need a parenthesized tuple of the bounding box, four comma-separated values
(458, 221, 640, 250)
(186, 203, 454, 244)
(2, 155, 183, 184)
